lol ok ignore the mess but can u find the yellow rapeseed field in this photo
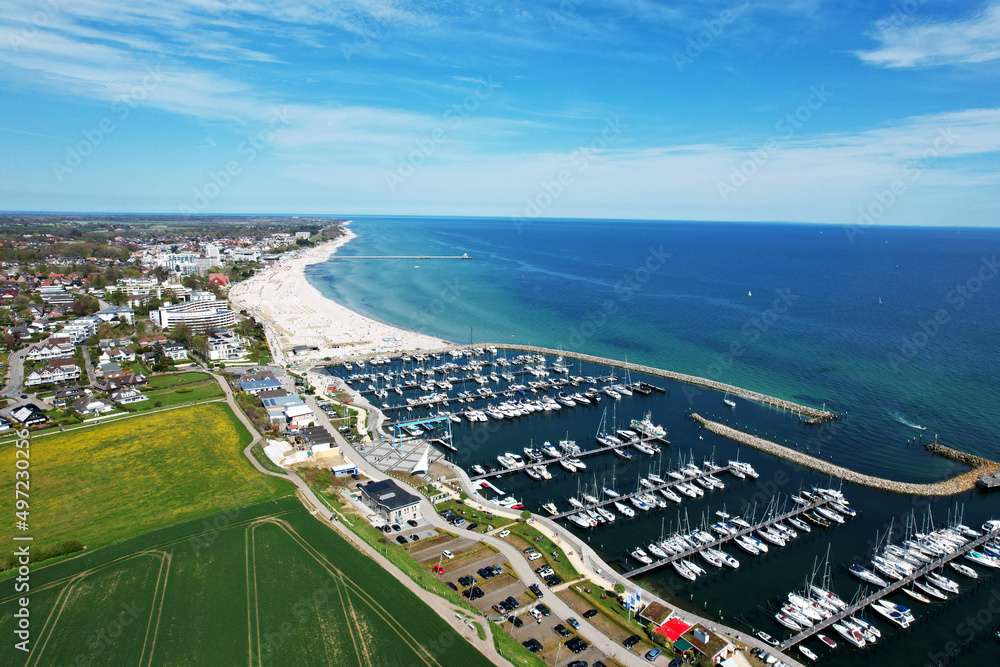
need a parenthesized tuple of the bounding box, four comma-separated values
(0, 402, 291, 553)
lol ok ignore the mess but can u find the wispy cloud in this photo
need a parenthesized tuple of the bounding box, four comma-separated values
(856, 2, 1000, 68)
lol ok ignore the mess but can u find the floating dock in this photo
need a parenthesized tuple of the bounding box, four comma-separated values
(469, 439, 665, 481)
(622, 497, 835, 578)
(779, 525, 1000, 650)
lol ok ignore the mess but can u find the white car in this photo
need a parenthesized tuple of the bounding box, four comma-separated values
(498, 529, 511, 538)
(526, 551, 542, 561)
(442, 550, 454, 560)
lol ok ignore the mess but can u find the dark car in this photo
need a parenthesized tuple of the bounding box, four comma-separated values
(491, 565, 503, 576)
(553, 624, 572, 638)
(477, 567, 495, 579)
(567, 637, 588, 653)
(521, 638, 542, 653)
(395, 535, 408, 545)
(536, 603, 551, 617)
(463, 586, 484, 600)
(466, 523, 479, 531)
(544, 574, 562, 586)
(568, 662, 587, 667)
(504, 595, 520, 609)
(407, 519, 419, 527)
(529, 583, 544, 598)
(446, 582, 458, 591)
(458, 575, 476, 587)
(391, 524, 402, 532)
(380, 525, 392, 533)
(508, 615, 523, 628)
(623, 635, 642, 649)
(583, 608, 598, 619)
(409, 534, 420, 542)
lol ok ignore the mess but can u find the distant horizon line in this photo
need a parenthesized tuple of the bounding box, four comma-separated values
(1, 210, 999, 231)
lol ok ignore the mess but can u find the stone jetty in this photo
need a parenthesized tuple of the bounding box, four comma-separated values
(691, 413, 1000, 496)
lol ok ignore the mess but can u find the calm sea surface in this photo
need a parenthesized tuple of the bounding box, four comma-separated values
(309, 217, 1000, 666)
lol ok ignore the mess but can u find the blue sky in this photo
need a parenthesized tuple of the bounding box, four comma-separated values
(1, 1, 999, 225)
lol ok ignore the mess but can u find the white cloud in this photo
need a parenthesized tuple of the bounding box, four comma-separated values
(856, 3, 1000, 68)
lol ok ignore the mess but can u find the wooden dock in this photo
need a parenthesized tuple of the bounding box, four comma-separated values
(622, 497, 834, 578)
(779, 525, 1000, 649)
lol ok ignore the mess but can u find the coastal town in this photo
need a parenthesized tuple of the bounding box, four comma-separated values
(3, 215, 998, 667)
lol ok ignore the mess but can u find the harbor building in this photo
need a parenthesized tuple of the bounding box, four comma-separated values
(359, 480, 420, 524)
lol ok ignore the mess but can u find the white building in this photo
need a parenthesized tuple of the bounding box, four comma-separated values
(150, 299, 237, 333)
(26, 361, 81, 387)
(206, 332, 245, 361)
(61, 317, 98, 343)
(26, 338, 75, 361)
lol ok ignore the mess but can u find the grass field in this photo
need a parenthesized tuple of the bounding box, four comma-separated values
(131, 371, 223, 412)
(0, 499, 492, 666)
(0, 402, 291, 560)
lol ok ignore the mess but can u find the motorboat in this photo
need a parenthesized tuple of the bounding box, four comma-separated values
(832, 622, 865, 648)
(798, 646, 817, 662)
(817, 634, 837, 649)
(541, 502, 558, 515)
(471, 464, 486, 476)
(774, 612, 802, 632)
(630, 547, 652, 565)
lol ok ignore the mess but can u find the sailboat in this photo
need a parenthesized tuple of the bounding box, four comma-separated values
(723, 393, 736, 408)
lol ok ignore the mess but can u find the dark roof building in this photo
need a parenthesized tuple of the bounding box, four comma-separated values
(358, 479, 421, 523)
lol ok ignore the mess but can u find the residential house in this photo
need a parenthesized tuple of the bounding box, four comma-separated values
(52, 386, 85, 408)
(206, 332, 245, 361)
(10, 403, 47, 426)
(149, 299, 236, 333)
(25, 361, 81, 387)
(158, 342, 188, 361)
(111, 387, 147, 404)
(71, 397, 114, 416)
(95, 305, 135, 325)
(61, 316, 98, 343)
(284, 403, 315, 429)
(26, 337, 75, 361)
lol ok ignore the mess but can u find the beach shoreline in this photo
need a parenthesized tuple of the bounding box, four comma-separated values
(228, 223, 447, 365)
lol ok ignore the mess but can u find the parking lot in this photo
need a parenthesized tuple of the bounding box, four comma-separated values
(416, 513, 617, 666)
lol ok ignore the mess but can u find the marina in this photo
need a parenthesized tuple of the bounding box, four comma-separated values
(622, 490, 849, 578)
(778, 520, 1000, 651)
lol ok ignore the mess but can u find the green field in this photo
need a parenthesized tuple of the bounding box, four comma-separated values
(132, 371, 224, 411)
(0, 500, 492, 666)
(0, 402, 291, 559)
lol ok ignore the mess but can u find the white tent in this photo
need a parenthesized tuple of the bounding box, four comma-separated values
(410, 445, 430, 475)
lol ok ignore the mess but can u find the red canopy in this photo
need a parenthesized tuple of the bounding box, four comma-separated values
(655, 617, 692, 642)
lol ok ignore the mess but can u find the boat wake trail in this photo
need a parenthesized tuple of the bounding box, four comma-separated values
(889, 410, 927, 431)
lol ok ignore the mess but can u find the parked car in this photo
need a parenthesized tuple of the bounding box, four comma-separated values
(536, 603, 551, 617)
(391, 524, 402, 532)
(508, 615, 523, 628)
(645, 648, 662, 662)
(446, 582, 458, 591)
(567, 617, 580, 630)
(529, 607, 543, 623)
(623, 635, 642, 649)
(395, 535, 408, 545)
(503, 595, 520, 609)
(526, 551, 542, 561)
(407, 519, 419, 527)
(567, 637, 588, 653)
(529, 583, 543, 598)
(521, 638, 542, 653)
(458, 575, 476, 587)
(409, 534, 420, 542)
(583, 608, 598, 619)
(553, 624, 572, 638)
(498, 528, 510, 538)
(441, 550, 454, 560)
(466, 523, 479, 531)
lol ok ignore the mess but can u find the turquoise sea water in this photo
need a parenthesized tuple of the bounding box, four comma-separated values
(309, 217, 1000, 666)
(308, 217, 1000, 481)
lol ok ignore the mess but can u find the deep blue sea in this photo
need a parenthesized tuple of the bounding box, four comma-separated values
(308, 217, 1000, 666)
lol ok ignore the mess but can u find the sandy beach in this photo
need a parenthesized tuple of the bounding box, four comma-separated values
(229, 224, 447, 365)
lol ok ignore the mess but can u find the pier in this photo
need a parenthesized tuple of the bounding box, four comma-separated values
(550, 464, 736, 519)
(622, 497, 834, 578)
(779, 525, 1000, 650)
(691, 413, 1000, 496)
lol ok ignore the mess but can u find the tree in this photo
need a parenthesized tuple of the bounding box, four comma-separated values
(613, 582, 625, 596)
(71, 294, 99, 316)
(520, 509, 531, 522)
(169, 323, 193, 346)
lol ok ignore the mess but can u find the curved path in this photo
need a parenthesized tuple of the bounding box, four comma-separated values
(209, 373, 507, 667)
